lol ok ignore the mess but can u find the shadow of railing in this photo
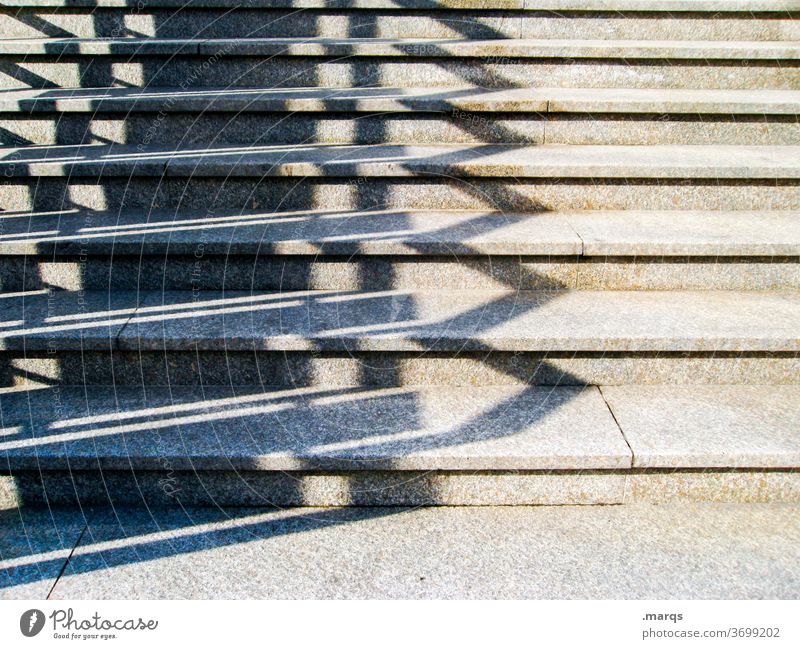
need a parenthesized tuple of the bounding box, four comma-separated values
(0, 1, 633, 597)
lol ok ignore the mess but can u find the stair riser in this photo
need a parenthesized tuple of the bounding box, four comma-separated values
(3, 114, 798, 146)
(3, 58, 796, 90)
(3, 9, 799, 40)
(3, 257, 798, 291)
(4, 351, 798, 388)
(3, 470, 799, 507)
(4, 179, 798, 212)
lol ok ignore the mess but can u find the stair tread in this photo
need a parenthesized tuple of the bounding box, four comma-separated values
(0, 209, 797, 257)
(3, 86, 799, 114)
(0, 384, 630, 470)
(2, 0, 797, 11)
(0, 288, 796, 351)
(602, 385, 800, 468)
(3, 37, 800, 59)
(2, 143, 799, 178)
(30, 503, 800, 600)
(1, 384, 797, 471)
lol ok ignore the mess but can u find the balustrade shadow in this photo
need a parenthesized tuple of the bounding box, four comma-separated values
(0, 1, 620, 596)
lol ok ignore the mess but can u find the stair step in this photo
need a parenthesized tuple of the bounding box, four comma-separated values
(0, 288, 796, 352)
(601, 385, 800, 468)
(5, 57, 792, 91)
(2, 143, 798, 178)
(1, 0, 797, 11)
(3, 86, 798, 114)
(0, 209, 797, 257)
(4, 37, 800, 59)
(5, 176, 797, 212)
(5, 504, 794, 599)
(6, 113, 797, 147)
(1, 385, 796, 471)
(0, 384, 630, 470)
(1, 384, 798, 506)
(4, 9, 799, 41)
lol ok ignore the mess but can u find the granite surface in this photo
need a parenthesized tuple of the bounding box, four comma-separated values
(625, 471, 800, 503)
(5, 143, 800, 179)
(1, 0, 797, 11)
(0, 384, 631, 470)
(566, 210, 800, 256)
(162, 143, 800, 179)
(0, 505, 88, 599)
(2, 114, 798, 148)
(3, 502, 788, 599)
(0, 289, 140, 351)
(3, 209, 798, 258)
(120, 289, 800, 352)
(4, 37, 798, 60)
(4, 60, 795, 93)
(3, 288, 793, 353)
(3, 87, 797, 115)
(4, 177, 800, 215)
(5, 469, 629, 507)
(7, 349, 797, 388)
(603, 385, 800, 468)
(0, 210, 800, 262)
(3, 11, 798, 41)
(0, 209, 582, 256)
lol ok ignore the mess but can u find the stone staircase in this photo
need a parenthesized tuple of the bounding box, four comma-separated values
(0, 0, 798, 508)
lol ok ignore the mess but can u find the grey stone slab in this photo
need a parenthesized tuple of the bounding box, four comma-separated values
(0, 87, 549, 113)
(567, 210, 800, 256)
(626, 470, 800, 503)
(121, 289, 800, 352)
(5, 176, 800, 215)
(1, 0, 527, 8)
(3, 0, 797, 10)
(7, 142, 769, 178)
(1, 114, 797, 148)
(0, 505, 87, 599)
(0, 289, 142, 351)
(4, 59, 795, 92)
(0, 11, 523, 41)
(7, 36, 798, 60)
(0, 113, 550, 147)
(546, 88, 800, 115)
(193, 38, 800, 60)
(7, 469, 628, 507)
(5, 348, 800, 389)
(0, 144, 167, 176)
(0, 209, 581, 256)
(42, 503, 800, 599)
(7, 12, 797, 42)
(517, 15, 800, 41)
(526, 0, 800, 8)
(603, 385, 800, 468)
(7, 208, 799, 259)
(0, 38, 199, 56)
(544, 116, 800, 146)
(0, 384, 630, 470)
(163, 144, 800, 179)
(3, 87, 798, 115)
(0, 255, 578, 292)
(4, 255, 800, 293)
(573, 259, 800, 291)
(8, 36, 798, 60)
